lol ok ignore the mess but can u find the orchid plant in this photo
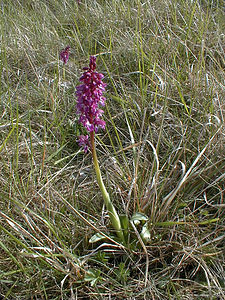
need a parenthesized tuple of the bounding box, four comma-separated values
(60, 46, 70, 64)
(76, 56, 124, 242)
(60, 51, 151, 245)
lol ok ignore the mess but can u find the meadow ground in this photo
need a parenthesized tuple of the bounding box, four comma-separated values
(0, 0, 224, 299)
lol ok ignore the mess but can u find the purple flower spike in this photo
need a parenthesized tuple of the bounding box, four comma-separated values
(76, 56, 107, 151)
(60, 46, 70, 64)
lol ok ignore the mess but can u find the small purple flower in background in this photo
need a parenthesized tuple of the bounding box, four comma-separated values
(76, 56, 107, 151)
(60, 46, 70, 64)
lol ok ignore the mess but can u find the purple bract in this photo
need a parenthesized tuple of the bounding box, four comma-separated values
(60, 46, 70, 64)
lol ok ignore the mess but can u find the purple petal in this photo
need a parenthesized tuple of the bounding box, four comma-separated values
(78, 135, 90, 152)
(75, 55, 107, 134)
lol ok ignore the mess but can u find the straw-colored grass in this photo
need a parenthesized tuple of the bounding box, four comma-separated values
(0, 0, 224, 298)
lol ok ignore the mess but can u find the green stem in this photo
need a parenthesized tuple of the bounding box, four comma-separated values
(90, 131, 124, 242)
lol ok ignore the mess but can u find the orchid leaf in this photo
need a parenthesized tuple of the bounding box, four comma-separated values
(131, 212, 148, 225)
(89, 233, 106, 243)
(140, 223, 151, 243)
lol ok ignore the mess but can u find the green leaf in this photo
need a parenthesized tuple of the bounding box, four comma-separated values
(114, 262, 130, 284)
(120, 214, 129, 230)
(140, 223, 151, 243)
(199, 218, 219, 225)
(131, 212, 148, 225)
(89, 233, 106, 243)
(84, 269, 101, 286)
(0, 124, 16, 153)
(155, 218, 219, 227)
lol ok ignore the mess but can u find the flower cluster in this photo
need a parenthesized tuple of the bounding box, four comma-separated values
(60, 46, 70, 64)
(76, 56, 107, 151)
(77, 135, 90, 153)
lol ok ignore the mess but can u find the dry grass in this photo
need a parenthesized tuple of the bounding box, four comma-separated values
(0, 0, 224, 299)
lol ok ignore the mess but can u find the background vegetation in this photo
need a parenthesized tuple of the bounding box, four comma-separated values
(0, 0, 224, 299)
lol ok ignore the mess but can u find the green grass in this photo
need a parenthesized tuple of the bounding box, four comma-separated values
(0, 0, 224, 299)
